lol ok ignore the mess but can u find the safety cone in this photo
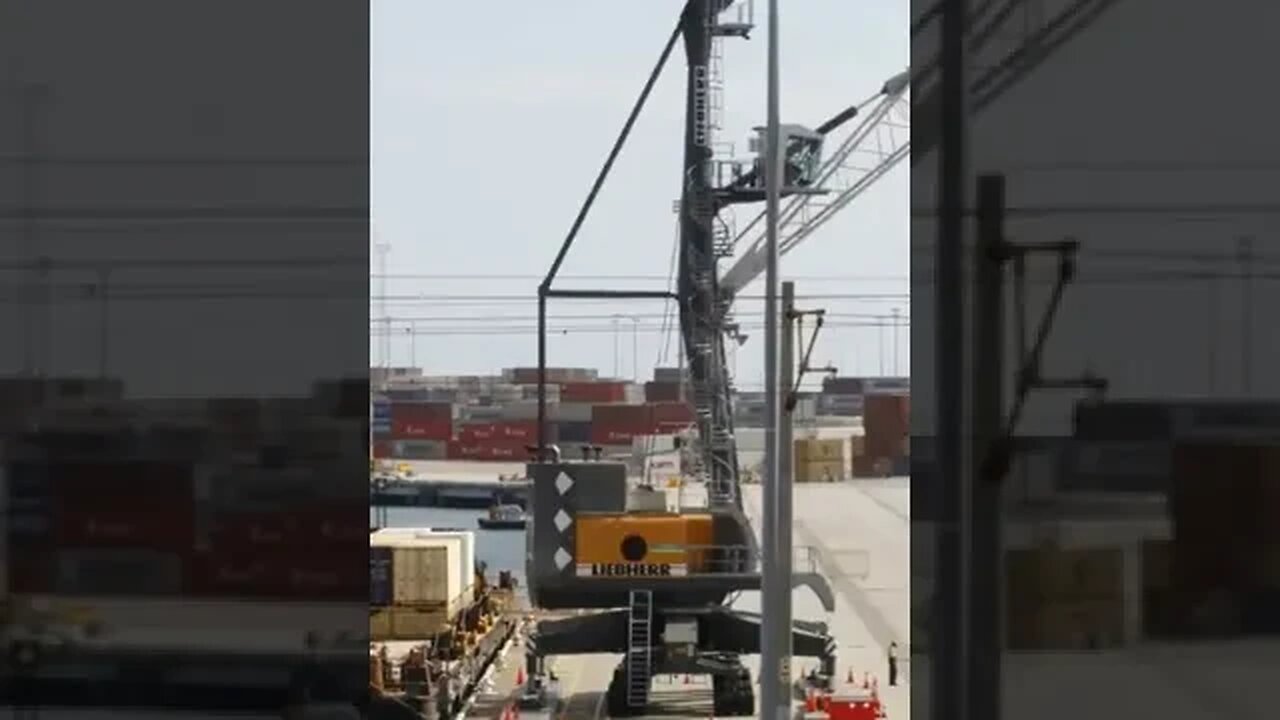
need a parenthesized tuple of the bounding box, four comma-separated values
(516, 667, 525, 685)
(805, 688, 817, 713)
(685, 674, 691, 685)
(847, 668, 855, 684)
(863, 672, 870, 690)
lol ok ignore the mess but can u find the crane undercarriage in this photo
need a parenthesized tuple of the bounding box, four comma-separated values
(526, 601, 837, 716)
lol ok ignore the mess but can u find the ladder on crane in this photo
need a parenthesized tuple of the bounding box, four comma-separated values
(626, 589, 654, 708)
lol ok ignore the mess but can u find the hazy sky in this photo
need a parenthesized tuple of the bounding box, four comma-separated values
(371, 0, 911, 388)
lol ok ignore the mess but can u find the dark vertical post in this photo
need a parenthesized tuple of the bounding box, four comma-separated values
(971, 173, 1006, 719)
(935, 0, 969, 718)
(537, 289, 548, 459)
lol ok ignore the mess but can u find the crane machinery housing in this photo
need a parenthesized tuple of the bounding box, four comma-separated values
(528, 1, 909, 715)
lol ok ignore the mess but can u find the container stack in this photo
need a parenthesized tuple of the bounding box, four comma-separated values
(385, 401, 455, 461)
(794, 438, 847, 482)
(852, 392, 909, 478)
(369, 528, 473, 640)
(1167, 442, 1280, 636)
(1005, 546, 1125, 650)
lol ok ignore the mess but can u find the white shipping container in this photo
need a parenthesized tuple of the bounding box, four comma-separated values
(370, 530, 465, 609)
(371, 529, 471, 605)
(418, 529, 477, 605)
(552, 402, 594, 423)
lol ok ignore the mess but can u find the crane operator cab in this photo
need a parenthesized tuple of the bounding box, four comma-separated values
(749, 124, 825, 190)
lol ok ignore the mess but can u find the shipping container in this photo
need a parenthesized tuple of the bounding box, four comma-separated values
(371, 440, 392, 458)
(1170, 442, 1265, 591)
(864, 393, 909, 459)
(413, 529, 477, 606)
(369, 530, 468, 610)
(506, 367, 598, 385)
(794, 438, 845, 462)
(392, 439, 448, 460)
(653, 367, 685, 384)
(447, 440, 531, 461)
(561, 381, 630, 404)
(650, 402, 695, 424)
(557, 420, 592, 444)
(822, 377, 865, 395)
(370, 605, 456, 641)
(54, 506, 195, 550)
(390, 401, 454, 422)
(1006, 597, 1125, 651)
(189, 548, 366, 601)
(644, 381, 683, 403)
(55, 548, 185, 596)
(458, 420, 538, 443)
(50, 460, 194, 510)
(390, 417, 452, 441)
(795, 459, 846, 483)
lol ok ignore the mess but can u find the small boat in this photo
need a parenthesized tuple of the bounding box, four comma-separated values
(478, 503, 527, 530)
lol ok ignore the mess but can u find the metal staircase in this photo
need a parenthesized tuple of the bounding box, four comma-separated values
(626, 589, 654, 708)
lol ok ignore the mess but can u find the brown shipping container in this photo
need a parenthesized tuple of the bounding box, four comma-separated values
(592, 403, 653, 426)
(650, 402, 695, 424)
(1007, 598, 1125, 651)
(1170, 443, 1265, 591)
(561, 381, 629, 404)
(644, 381, 684, 403)
(863, 393, 909, 458)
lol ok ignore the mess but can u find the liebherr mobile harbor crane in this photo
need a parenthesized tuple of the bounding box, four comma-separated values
(528, 1, 909, 715)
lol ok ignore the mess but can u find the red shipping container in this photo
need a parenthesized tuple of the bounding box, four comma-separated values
(51, 461, 193, 511)
(208, 510, 309, 552)
(54, 507, 195, 549)
(391, 417, 453, 440)
(187, 549, 366, 601)
(459, 423, 497, 442)
(649, 402, 695, 424)
(449, 439, 530, 461)
(8, 549, 54, 594)
(495, 420, 537, 441)
(561, 381, 629, 404)
(371, 440, 392, 458)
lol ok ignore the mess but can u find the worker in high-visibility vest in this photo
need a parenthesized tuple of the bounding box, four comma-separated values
(887, 641, 899, 687)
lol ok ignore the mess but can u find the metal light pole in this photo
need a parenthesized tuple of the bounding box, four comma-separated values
(891, 307, 901, 376)
(761, 0, 789, 717)
(408, 321, 417, 369)
(611, 316, 621, 378)
(631, 317, 640, 382)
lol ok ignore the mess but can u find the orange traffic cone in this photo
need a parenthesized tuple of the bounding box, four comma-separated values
(847, 668, 855, 684)
(805, 688, 817, 712)
(516, 667, 526, 685)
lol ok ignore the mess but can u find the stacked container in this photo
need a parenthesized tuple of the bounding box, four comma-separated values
(1005, 546, 1125, 650)
(860, 392, 909, 474)
(48, 460, 194, 596)
(794, 438, 847, 482)
(389, 401, 454, 442)
(560, 381, 630, 404)
(369, 528, 471, 640)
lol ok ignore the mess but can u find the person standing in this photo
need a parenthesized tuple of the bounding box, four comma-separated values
(887, 641, 899, 686)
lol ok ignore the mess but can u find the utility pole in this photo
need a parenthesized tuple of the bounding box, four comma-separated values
(761, 0, 787, 716)
(970, 174, 1006, 720)
(778, 280, 797, 699)
(1237, 236, 1254, 394)
(935, 0, 969, 718)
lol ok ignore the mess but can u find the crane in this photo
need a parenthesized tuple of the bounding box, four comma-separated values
(523, 1, 1116, 716)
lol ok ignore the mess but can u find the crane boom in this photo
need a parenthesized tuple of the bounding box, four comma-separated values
(719, 70, 910, 297)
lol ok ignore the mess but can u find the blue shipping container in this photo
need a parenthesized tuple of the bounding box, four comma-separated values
(370, 546, 393, 606)
(372, 401, 392, 419)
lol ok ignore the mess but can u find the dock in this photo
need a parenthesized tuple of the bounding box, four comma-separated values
(372, 461, 531, 509)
